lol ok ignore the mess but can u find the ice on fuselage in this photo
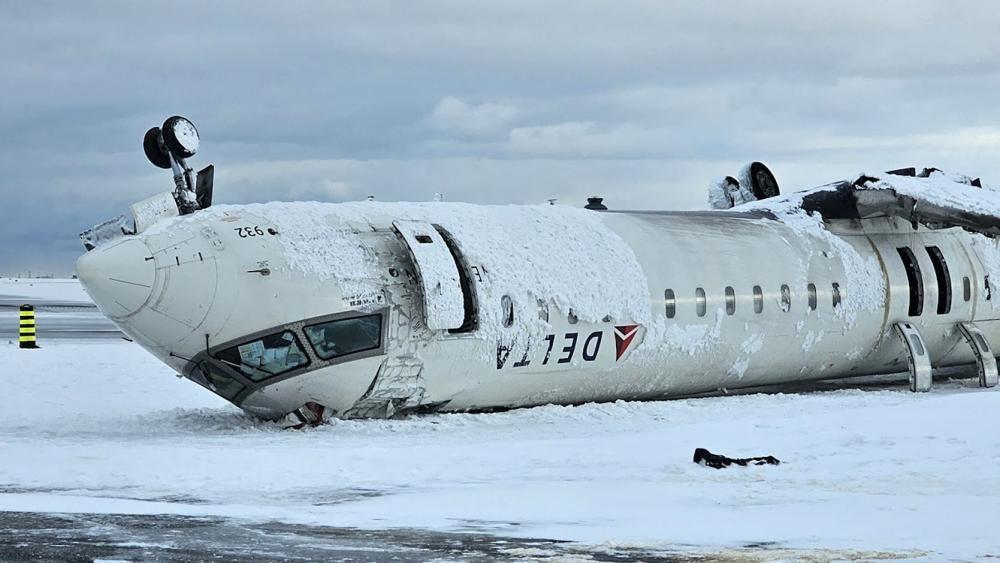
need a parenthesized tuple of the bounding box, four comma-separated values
(143, 200, 653, 341)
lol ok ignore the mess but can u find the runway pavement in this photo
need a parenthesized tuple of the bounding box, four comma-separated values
(0, 295, 120, 339)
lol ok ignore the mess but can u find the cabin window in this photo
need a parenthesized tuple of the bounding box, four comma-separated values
(215, 330, 310, 382)
(304, 314, 383, 360)
(780, 284, 791, 313)
(753, 285, 763, 314)
(896, 247, 924, 316)
(925, 246, 951, 315)
(695, 287, 707, 317)
(807, 283, 817, 311)
(963, 277, 972, 302)
(725, 286, 736, 315)
(538, 299, 550, 322)
(568, 309, 579, 324)
(501, 295, 514, 328)
(832, 282, 842, 308)
(665, 289, 676, 319)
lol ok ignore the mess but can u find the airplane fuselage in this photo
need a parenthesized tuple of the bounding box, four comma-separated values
(76, 198, 1000, 420)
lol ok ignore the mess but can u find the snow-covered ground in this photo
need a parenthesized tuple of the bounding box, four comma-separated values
(1, 338, 999, 560)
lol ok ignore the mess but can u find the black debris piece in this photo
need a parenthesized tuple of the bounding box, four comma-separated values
(584, 196, 608, 211)
(693, 448, 780, 469)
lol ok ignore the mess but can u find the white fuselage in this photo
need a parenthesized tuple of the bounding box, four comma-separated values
(75, 200, 1000, 419)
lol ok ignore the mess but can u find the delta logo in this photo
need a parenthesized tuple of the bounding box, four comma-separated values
(614, 324, 641, 361)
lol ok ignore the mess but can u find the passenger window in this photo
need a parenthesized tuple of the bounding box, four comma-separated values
(568, 309, 579, 324)
(695, 288, 707, 317)
(780, 284, 791, 313)
(665, 289, 676, 319)
(725, 286, 736, 315)
(807, 283, 817, 311)
(753, 285, 763, 314)
(501, 295, 514, 328)
(215, 330, 310, 382)
(963, 277, 972, 302)
(304, 314, 382, 360)
(832, 282, 842, 308)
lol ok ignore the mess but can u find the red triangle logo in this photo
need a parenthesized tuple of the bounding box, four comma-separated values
(614, 324, 640, 361)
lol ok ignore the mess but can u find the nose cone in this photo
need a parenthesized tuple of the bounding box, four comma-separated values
(76, 239, 156, 318)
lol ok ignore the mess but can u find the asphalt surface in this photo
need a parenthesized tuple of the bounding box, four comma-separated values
(0, 295, 120, 339)
(0, 511, 695, 563)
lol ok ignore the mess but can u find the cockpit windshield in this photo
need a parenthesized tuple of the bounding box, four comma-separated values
(195, 360, 246, 400)
(304, 314, 382, 360)
(214, 330, 310, 382)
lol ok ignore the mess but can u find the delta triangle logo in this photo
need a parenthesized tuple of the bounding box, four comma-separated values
(614, 324, 640, 361)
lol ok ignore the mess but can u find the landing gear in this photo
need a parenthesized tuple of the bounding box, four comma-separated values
(739, 161, 781, 200)
(893, 322, 932, 392)
(957, 322, 999, 388)
(140, 116, 210, 216)
(143, 127, 171, 169)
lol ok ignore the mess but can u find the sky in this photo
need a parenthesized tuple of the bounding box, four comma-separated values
(2, 1, 999, 276)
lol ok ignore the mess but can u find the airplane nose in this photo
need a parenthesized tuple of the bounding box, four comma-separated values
(76, 239, 156, 318)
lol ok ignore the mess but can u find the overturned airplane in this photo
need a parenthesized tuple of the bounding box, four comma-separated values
(77, 117, 1000, 425)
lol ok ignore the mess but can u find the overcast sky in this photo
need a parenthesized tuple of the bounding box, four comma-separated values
(2, 1, 999, 276)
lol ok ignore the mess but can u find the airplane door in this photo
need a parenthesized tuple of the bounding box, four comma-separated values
(392, 220, 469, 331)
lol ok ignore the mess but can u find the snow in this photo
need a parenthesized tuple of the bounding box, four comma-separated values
(867, 170, 1000, 216)
(2, 339, 999, 559)
(706, 177, 732, 210)
(147, 201, 651, 340)
(733, 170, 1000, 326)
(170, 118, 199, 153)
(733, 162, 761, 205)
(391, 219, 465, 330)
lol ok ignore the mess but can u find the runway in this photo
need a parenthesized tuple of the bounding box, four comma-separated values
(0, 511, 698, 562)
(0, 295, 120, 339)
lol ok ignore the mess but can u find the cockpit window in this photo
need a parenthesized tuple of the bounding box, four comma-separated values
(195, 360, 245, 400)
(214, 330, 310, 382)
(304, 314, 382, 360)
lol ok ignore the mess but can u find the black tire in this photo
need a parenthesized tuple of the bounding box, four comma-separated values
(161, 115, 199, 159)
(143, 127, 171, 169)
(747, 162, 780, 200)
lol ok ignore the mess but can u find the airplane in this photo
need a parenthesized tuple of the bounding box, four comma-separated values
(76, 116, 1000, 427)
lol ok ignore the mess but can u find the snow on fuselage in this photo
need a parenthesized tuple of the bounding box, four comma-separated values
(75, 193, 1000, 420)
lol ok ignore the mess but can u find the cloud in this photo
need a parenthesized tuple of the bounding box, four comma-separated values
(426, 97, 518, 138)
(2, 1, 1000, 275)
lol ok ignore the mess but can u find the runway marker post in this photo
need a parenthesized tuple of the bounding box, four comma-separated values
(19, 304, 38, 349)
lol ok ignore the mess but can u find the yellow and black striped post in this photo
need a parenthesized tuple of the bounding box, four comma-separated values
(19, 304, 38, 349)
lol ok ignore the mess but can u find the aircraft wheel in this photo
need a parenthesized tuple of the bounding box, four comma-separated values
(161, 115, 200, 159)
(745, 161, 780, 200)
(143, 127, 171, 169)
